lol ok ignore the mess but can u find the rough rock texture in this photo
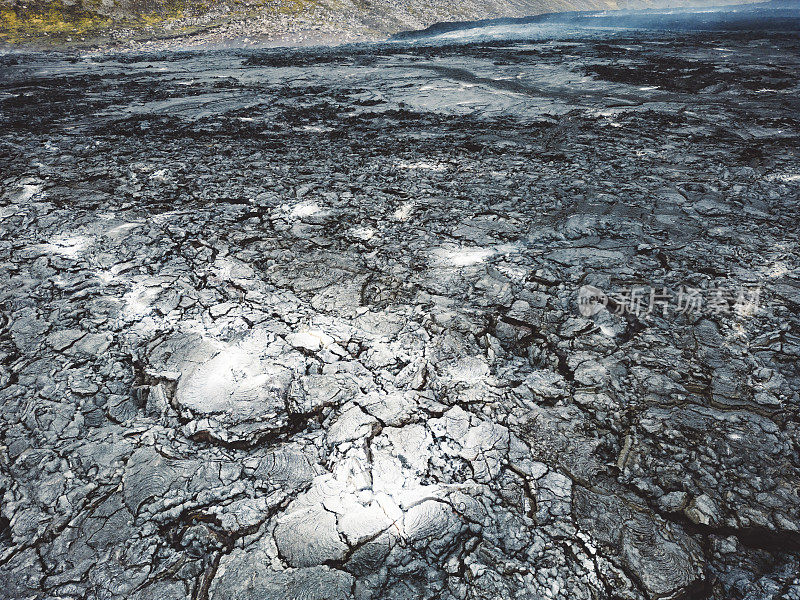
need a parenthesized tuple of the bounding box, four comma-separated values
(1, 17, 800, 600)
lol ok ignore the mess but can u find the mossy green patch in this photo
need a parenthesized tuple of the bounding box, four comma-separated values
(0, 0, 339, 47)
(0, 3, 113, 43)
(0, 0, 218, 46)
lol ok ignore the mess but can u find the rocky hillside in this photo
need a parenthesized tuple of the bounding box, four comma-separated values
(0, 0, 758, 48)
(1, 21, 799, 599)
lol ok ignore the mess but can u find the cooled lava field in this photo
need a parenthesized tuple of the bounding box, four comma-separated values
(1, 10, 800, 600)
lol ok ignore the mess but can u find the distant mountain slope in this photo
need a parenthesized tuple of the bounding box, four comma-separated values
(0, 0, 760, 48)
(392, 0, 797, 40)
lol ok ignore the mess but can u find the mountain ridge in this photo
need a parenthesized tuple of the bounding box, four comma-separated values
(0, 0, 761, 49)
